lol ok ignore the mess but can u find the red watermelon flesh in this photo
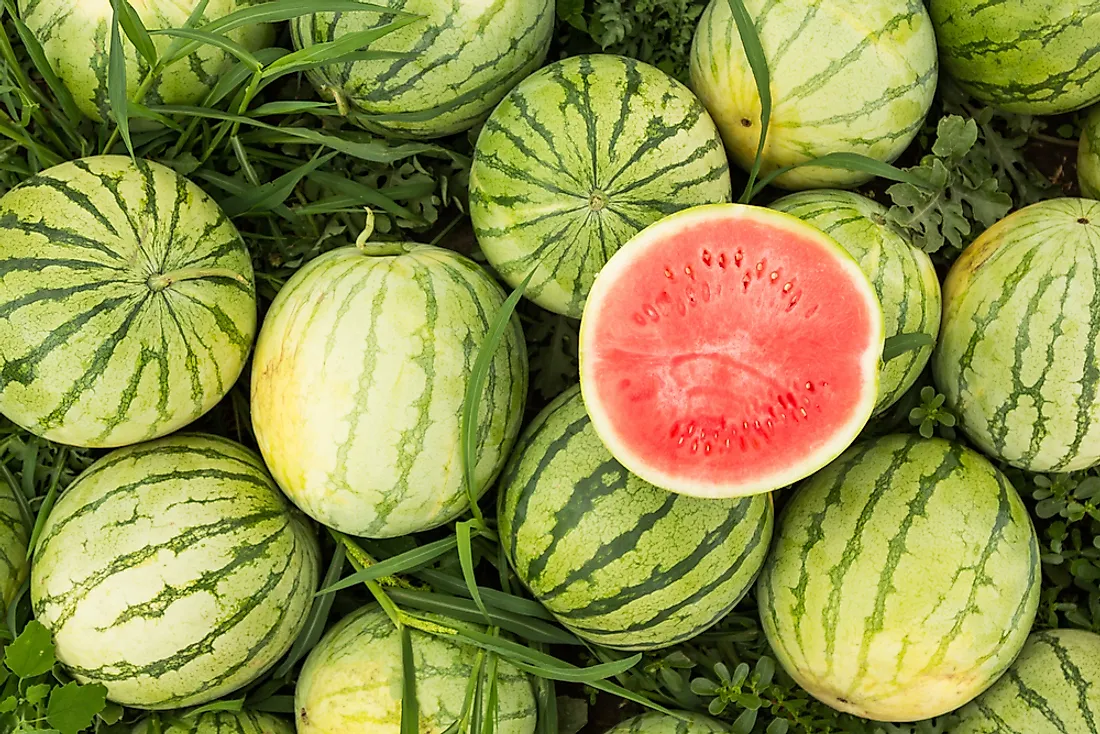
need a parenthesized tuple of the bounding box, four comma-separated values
(579, 204, 883, 498)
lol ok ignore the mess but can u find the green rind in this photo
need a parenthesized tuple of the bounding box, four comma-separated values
(0, 155, 257, 448)
(689, 0, 938, 190)
(250, 244, 528, 538)
(469, 54, 732, 317)
(757, 434, 1040, 722)
(17, 0, 273, 122)
(604, 712, 728, 733)
(955, 629, 1100, 734)
(0, 473, 29, 614)
(295, 605, 537, 734)
(498, 386, 772, 650)
(771, 190, 941, 413)
(930, 0, 1100, 115)
(30, 434, 321, 709)
(290, 0, 555, 139)
(1082, 106, 1100, 200)
(933, 198, 1100, 472)
(132, 711, 294, 734)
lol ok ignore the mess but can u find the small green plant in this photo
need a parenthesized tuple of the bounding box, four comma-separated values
(908, 387, 957, 439)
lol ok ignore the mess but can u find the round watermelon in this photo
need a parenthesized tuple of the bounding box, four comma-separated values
(469, 54, 732, 318)
(498, 385, 772, 650)
(689, 0, 938, 190)
(955, 629, 1100, 733)
(757, 434, 1040, 722)
(295, 605, 537, 734)
(0, 156, 256, 448)
(579, 204, 883, 498)
(133, 711, 294, 734)
(30, 434, 321, 709)
(929, 0, 1100, 115)
(1082, 106, 1100, 200)
(771, 190, 941, 414)
(290, 0, 554, 139)
(605, 712, 727, 733)
(934, 198, 1100, 472)
(18, 0, 273, 122)
(251, 242, 527, 538)
(0, 472, 28, 615)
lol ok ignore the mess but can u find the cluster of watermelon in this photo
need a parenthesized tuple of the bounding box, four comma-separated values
(0, 0, 1099, 732)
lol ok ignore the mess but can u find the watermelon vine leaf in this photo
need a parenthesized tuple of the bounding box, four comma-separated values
(725, 0, 771, 204)
(4, 620, 54, 678)
(46, 682, 108, 734)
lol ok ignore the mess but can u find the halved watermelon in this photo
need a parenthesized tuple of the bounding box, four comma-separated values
(579, 204, 883, 498)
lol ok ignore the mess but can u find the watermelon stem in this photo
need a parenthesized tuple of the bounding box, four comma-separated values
(146, 268, 249, 291)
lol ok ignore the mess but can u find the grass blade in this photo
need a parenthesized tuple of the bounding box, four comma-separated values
(386, 589, 579, 646)
(261, 49, 406, 79)
(883, 332, 934, 361)
(116, 0, 158, 66)
(151, 28, 261, 71)
(316, 535, 459, 596)
(748, 152, 932, 200)
(400, 626, 419, 734)
(726, 0, 771, 203)
(414, 570, 556, 621)
(6, 14, 83, 128)
(107, 0, 134, 157)
(261, 19, 419, 80)
(221, 150, 337, 217)
(457, 520, 491, 623)
(273, 543, 345, 678)
(25, 447, 68, 561)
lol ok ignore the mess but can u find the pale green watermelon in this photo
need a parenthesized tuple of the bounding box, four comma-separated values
(17, 0, 274, 121)
(605, 712, 727, 733)
(0, 471, 28, 615)
(132, 711, 294, 734)
(295, 605, 537, 733)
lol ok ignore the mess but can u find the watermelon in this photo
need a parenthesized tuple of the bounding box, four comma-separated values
(469, 54, 732, 318)
(295, 605, 537, 733)
(578, 204, 883, 498)
(0, 156, 256, 449)
(689, 0, 938, 190)
(251, 242, 527, 538)
(605, 712, 727, 733)
(771, 190, 941, 414)
(934, 199, 1100, 472)
(929, 0, 1100, 115)
(955, 629, 1100, 733)
(497, 385, 772, 650)
(133, 711, 294, 734)
(290, 0, 554, 139)
(18, 0, 274, 122)
(0, 471, 28, 615)
(757, 434, 1040, 722)
(1082, 105, 1100, 200)
(30, 434, 321, 709)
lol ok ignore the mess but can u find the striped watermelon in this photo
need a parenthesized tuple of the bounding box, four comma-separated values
(251, 242, 527, 538)
(689, 0, 938, 190)
(929, 0, 1100, 115)
(955, 629, 1100, 733)
(0, 471, 29, 615)
(30, 434, 321, 709)
(934, 199, 1100, 472)
(0, 156, 256, 449)
(295, 605, 537, 734)
(1083, 105, 1100, 200)
(771, 190, 941, 414)
(497, 386, 772, 650)
(757, 434, 1041, 722)
(469, 54, 732, 318)
(18, 0, 274, 122)
(605, 712, 727, 733)
(290, 0, 554, 139)
(133, 711, 294, 734)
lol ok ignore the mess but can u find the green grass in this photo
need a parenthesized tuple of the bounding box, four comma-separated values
(0, 1, 1091, 733)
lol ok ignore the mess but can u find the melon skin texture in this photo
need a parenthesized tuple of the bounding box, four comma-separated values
(295, 606, 537, 734)
(250, 243, 528, 538)
(604, 712, 728, 733)
(0, 155, 256, 448)
(579, 203, 883, 499)
(469, 54, 732, 318)
(290, 0, 554, 139)
(498, 385, 773, 650)
(934, 198, 1100, 472)
(955, 629, 1100, 734)
(689, 0, 938, 190)
(1082, 105, 1100, 200)
(757, 434, 1040, 722)
(30, 434, 321, 709)
(132, 711, 294, 734)
(0, 472, 29, 616)
(771, 190, 940, 415)
(929, 0, 1100, 115)
(17, 0, 273, 122)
